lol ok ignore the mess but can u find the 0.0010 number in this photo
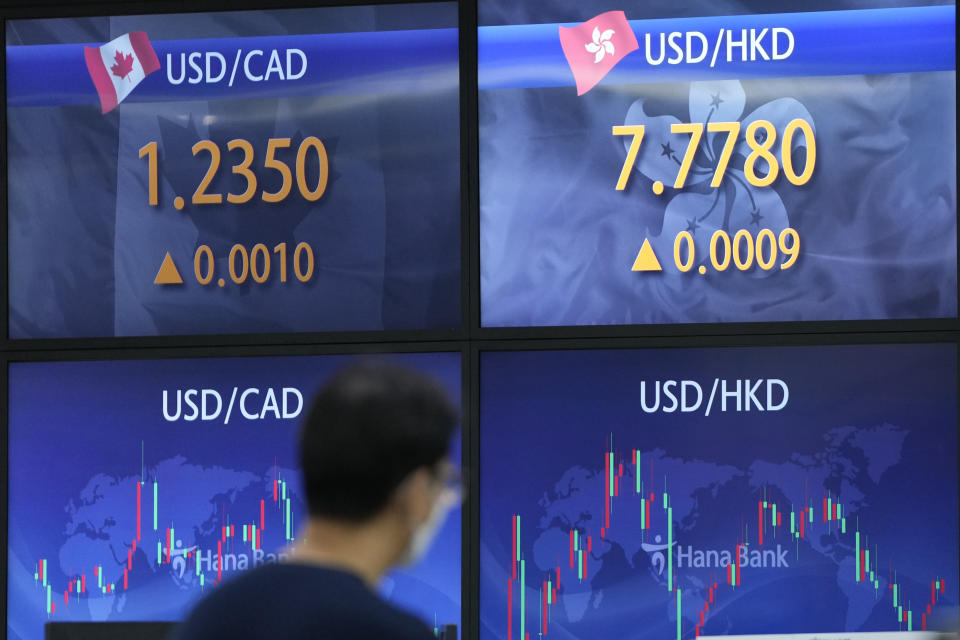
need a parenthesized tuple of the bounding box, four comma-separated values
(674, 228, 799, 272)
(194, 242, 315, 285)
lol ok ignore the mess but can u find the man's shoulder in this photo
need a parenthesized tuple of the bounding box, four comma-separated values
(177, 564, 435, 640)
(355, 599, 437, 640)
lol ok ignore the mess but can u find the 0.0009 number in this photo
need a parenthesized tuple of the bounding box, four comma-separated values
(674, 228, 799, 273)
(194, 242, 315, 285)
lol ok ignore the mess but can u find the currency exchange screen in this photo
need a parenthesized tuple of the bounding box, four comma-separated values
(6, 4, 460, 338)
(7, 352, 461, 640)
(478, 1, 956, 327)
(479, 343, 958, 638)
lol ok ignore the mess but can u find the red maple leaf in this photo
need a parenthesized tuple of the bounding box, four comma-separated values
(110, 49, 135, 80)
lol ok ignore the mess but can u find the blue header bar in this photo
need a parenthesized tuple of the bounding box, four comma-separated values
(7, 28, 458, 107)
(478, 6, 955, 90)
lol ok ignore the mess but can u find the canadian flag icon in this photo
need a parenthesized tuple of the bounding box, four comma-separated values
(559, 11, 639, 96)
(84, 32, 161, 114)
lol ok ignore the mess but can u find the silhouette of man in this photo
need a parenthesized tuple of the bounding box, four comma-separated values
(177, 361, 460, 640)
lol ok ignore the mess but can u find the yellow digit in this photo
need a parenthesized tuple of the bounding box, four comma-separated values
(294, 242, 314, 282)
(138, 141, 159, 206)
(706, 122, 740, 188)
(194, 245, 214, 285)
(744, 120, 779, 187)
(250, 243, 270, 284)
(229, 244, 249, 284)
(755, 229, 777, 270)
(296, 137, 329, 201)
(732, 229, 754, 271)
(670, 123, 704, 189)
(192, 140, 223, 205)
(262, 138, 293, 203)
(612, 125, 645, 191)
(781, 119, 816, 186)
(674, 231, 695, 272)
(226, 139, 257, 204)
(779, 228, 800, 269)
(710, 230, 731, 271)
(273, 243, 288, 283)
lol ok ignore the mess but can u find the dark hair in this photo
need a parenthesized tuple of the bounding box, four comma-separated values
(299, 360, 459, 521)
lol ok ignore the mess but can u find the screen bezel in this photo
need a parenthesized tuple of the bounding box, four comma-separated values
(470, 1, 960, 335)
(2, 339, 471, 640)
(2, 2, 959, 640)
(0, 0, 474, 348)
(470, 333, 960, 639)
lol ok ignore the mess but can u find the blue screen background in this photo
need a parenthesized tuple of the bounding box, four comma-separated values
(7, 352, 462, 640)
(6, 3, 461, 338)
(479, 344, 958, 638)
(478, 1, 956, 326)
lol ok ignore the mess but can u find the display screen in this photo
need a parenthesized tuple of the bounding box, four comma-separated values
(478, 1, 956, 327)
(6, 4, 460, 338)
(7, 352, 461, 640)
(479, 344, 959, 638)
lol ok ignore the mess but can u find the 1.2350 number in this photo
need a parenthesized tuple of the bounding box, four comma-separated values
(139, 137, 329, 208)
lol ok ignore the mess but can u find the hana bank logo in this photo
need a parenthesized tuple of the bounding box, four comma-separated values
(642, 534, 791, 574)
(168, 539, 199, 581)
(84, 32, 161, 113)
(642, 534, 676, 575)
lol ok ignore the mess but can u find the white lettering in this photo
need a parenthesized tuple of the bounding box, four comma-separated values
(721, 379, 742, 412)
(263, 49, 284, 81)
(772, 28, 794, 60)
(201, 389, 222, 421)
(283, 387, 303, 419)
(240, 388, 260, 420)
(286, 49, 307, 80)
(162, 390, 181, 421)
(244, 50, 264, 81)
(260, 388, 281, 420)
(183, 389, 199, 421)
(744, 379, 764, 411)
(644, 33, 666, 65)
(187, 52, 203, 85)
(662, 380, 679, 413)
(640, 381, 660, 413)
(666, 32, 684, 64)
(767, 379, 789, 411)
(681, 381, 702, 412)
(197, 548, 213, 572)
(166, 53, 186, 85)
(750, 28, 770, 61)
(726, 28, 748, 62)
(686, 32, 708, 64)
(205, 52, 227, 83)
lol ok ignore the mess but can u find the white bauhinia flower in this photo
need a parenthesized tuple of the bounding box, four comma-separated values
(585, 26, 616, 63)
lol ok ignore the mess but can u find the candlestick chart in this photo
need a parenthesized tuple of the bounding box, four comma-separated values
(29, 444, 298, 618)
(7, 353, 462, 640)
(480, 345, 959, 639)
(504, 441, 952, 640)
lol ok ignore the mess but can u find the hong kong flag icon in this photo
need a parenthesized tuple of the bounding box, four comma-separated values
(559, 11, 639, 96)
(84, 31, 161, 113)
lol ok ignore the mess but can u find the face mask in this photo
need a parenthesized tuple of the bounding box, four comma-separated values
(400, 488, 457, 566)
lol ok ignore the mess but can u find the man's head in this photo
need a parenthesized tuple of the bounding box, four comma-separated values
(299, 360, 459, 565)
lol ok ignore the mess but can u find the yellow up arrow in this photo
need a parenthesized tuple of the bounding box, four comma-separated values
(154, 252, 184, 285)
(631, 238, 662, 272)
